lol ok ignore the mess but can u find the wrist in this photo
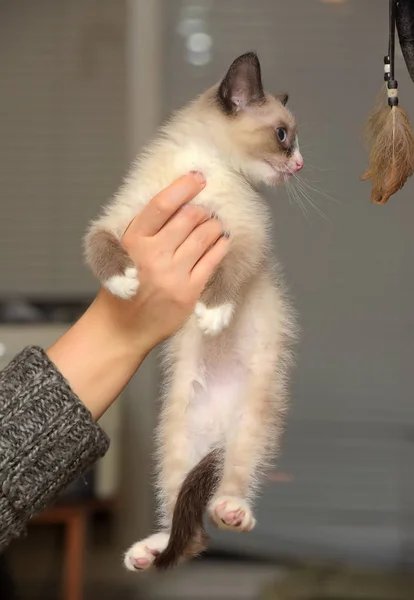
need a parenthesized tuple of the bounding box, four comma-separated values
(46, 289, 157, 420)
(91, 288, 157, 362)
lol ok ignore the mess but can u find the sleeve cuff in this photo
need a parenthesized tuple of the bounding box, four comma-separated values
(0, 346, 110, 548)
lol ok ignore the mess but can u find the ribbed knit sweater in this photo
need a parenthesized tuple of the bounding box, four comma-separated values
(0, 347, 109, 551)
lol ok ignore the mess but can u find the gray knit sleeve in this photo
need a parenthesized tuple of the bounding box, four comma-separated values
(0, 346, 110, 551)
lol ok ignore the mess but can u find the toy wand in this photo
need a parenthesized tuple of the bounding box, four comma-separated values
(362, 0, 414, 204)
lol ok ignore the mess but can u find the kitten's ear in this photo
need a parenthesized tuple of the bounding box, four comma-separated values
(217, 52, 265, 114)
(275, 93, 289, 106)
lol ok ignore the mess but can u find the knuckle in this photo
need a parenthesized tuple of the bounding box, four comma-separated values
(196, 220, 221, 245)
(181, 205, 198, 222)
(183, 205, 206, 225)
(211, 219, 224, 236)
(193, 229, 208, 247)
(194, 206, 209, 221)
(153, 195, 171, 215)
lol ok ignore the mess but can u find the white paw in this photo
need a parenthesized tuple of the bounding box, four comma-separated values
(194, 302, 234, 336)
(104, 267, 139, 300)
(208, 496, 256, 532)
(124, 532, 170, 572)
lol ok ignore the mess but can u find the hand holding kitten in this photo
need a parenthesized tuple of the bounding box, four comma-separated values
(102, 172, 230, 347)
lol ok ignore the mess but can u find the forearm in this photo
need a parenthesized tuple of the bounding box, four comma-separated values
(46, 288, 155, 420)
(0, 290, 157, 551)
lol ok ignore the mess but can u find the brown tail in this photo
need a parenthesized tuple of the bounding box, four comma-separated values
(153, 448, 223, 570)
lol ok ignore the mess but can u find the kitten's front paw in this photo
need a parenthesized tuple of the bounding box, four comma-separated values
(194, 302, 234, 336)
(124, 532, 170, 572)
(104, 267, 139, 300)
(208, 496, 256, 532)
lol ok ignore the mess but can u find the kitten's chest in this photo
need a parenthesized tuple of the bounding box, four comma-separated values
(189, 186, 268, 237)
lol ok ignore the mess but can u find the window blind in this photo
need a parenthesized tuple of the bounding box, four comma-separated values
(0, 0, 126, 298)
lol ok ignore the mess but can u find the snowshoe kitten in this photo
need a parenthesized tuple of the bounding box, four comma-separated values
(84, 52, 303, 571)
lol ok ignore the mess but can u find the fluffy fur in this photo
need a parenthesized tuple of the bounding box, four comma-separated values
(84, 52, 303, 570)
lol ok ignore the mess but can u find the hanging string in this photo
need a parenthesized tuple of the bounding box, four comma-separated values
(388, 0, 399, 107)
(389, 0, 396, 82)
(361, 0, 414, 204)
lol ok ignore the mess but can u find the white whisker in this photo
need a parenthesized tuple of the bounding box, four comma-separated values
(291, 176, 330, 222)
(295, 175, 340, 205)
(303, 162, 334, 174)
(283, 175, 294, 206)
(286, 176, 309, 219)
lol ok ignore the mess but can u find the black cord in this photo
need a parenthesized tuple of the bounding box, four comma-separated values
(384, 1, 396, 82)
(388, 0, 396, 80)
(389, 0, 396, 81)
(388, 0, 399, 106)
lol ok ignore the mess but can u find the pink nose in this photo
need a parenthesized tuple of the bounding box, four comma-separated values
(295, 159, 304, 172)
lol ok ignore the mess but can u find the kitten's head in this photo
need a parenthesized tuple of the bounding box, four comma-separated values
(212, 52, 303, 186)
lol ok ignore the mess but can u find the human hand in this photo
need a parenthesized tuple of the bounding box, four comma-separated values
(97, 172, 229, 350)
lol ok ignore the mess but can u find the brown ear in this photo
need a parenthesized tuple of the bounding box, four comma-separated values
(217, 52, 265, 114)
(275, 93, 289, 106)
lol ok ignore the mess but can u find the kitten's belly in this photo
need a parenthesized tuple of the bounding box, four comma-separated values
(186, 356, 246, 460)
(184, 297, 268, 460)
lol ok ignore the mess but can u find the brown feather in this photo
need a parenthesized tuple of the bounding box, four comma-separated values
(362, 103, 414, 204)
(361, 85, 388, 183)
(363, 84, 388, 147)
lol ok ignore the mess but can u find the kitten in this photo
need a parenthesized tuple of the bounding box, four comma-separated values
(84, 52, 303, 571)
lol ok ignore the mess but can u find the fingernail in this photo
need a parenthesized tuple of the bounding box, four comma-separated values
(190, 170, 206, 184)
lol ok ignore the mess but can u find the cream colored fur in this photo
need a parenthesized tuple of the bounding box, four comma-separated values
(84, 53, 302, 571)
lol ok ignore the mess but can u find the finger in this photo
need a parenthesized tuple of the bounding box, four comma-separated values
(174, 218, 225, 272)
(191, 236, 230, 289)
(156, 204, 211, 252)
(127, 173, 206, 237)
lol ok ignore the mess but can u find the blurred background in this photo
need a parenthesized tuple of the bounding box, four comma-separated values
(1, 0, 414, 599)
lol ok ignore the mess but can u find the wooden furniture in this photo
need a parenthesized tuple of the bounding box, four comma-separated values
(31, 498, 116, 600)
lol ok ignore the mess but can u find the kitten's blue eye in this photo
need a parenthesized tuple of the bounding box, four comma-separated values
(277, 127, 287, 143)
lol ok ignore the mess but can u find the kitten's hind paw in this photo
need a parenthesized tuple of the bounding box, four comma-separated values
(124, 532, 170, 572)
(208, 496, 256, 532)
(194, 302, 234, 336)
(104, 267, 139, 300)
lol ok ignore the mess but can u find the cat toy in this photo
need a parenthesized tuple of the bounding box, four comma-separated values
(362, 0, 414, 204)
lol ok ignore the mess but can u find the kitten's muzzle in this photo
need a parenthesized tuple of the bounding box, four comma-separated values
(294, 158, 304, 172)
